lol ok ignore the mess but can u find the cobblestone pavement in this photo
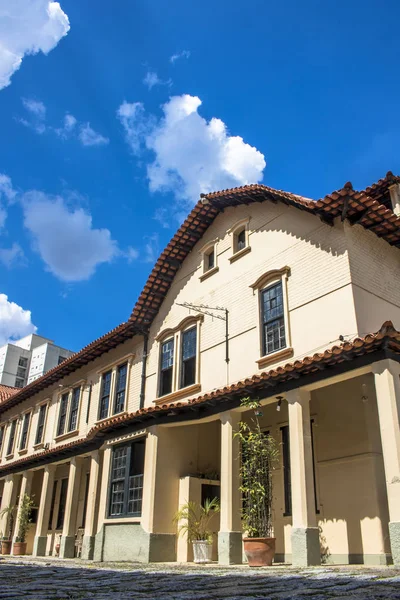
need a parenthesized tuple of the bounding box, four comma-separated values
(0, 558, 399, 600)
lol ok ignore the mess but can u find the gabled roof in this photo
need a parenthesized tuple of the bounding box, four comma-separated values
(0, 385, 18, 403)
(0, 321, 398, 476)
(1, 173, 399, 413)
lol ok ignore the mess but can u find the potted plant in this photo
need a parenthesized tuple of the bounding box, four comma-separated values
(13, 494, 35, 556)
(0, 505, 16, 555)
(236, 397, 279, 567)
(174, 497, 220, 563)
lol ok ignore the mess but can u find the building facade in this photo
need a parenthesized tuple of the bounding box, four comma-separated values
(0, 173, 399, 567)
(0, 334, 73, 388)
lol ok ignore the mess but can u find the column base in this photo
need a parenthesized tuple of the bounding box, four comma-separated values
(291, 527, 321, 566)
(32, 536, 48, 557)
(81, 535, 95, 560)
(59, 535, 76, 558)
(218, 531, 243, 565)
(389, 521, 400, 566)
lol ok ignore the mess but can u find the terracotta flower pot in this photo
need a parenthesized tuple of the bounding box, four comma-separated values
(12, 542, 27, 556)
(243, 537, 276, 567)
(1, 540, 12, 555)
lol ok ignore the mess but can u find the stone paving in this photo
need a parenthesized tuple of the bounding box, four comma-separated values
(0, 558, 399, 600)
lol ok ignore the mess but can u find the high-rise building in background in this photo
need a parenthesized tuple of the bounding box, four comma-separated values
(0, 334, 73, 388)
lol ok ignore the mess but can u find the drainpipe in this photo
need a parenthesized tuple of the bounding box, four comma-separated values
(139, 330, 149, 409)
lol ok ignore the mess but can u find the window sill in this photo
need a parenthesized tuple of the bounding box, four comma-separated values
(33, 442, 45, 451)
(229, 245, 251, 263)
(103, 516, 141, 524)
(18, 448, 28, 455)
(257, 347, 294, 369)
(5, 454, 14, 460)
(199, 266, 219, 282)
(95, 411, 128, 426)
(54, 429, 79, 443)
(154, 383, 201, 405)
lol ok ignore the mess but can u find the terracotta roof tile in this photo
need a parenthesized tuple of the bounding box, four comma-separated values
(1, 173, 399, 413)
(1, 321, 398, 475)
(0, 385, 18, 403)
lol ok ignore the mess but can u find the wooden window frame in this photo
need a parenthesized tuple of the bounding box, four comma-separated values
(156, 316, 202, 402)
(250, 267, 293, 368)
(199, 239, 219, 281)
(6, 419, 18, 457)
(19, 411, 32, 451)
(107, 439, 146, 519)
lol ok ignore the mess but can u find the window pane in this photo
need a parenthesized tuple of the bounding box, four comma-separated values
(182, 328, 196, 361)
(56, 478, 69, 529)
(0, 426, 4, 453)
(35, 404, 47, 445)
(206, 249, 215, 270)
(68, 387, 80, 431)
(112, 446, 127, 480)
(7, 420, 17, 455)
(237, 229, 246, 251)
(108, 441, 145, 518)
(99, 371, 112, 420)
(20, 412, 31, 450)
(128, 475, 143, 516)
(160, 339, 174, 396)
(57, 393, 69, 436)
(262, 282, 284, 323)
(161, 340, 174, 370)
(114, 364, 127, 414)
(160, 368, 172, 396)
(48, 480, 58, 529)
(264, 318, 286, 354)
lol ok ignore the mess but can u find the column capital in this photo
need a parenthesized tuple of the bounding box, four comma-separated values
(286, 388, 311, 406)
(44, 464, 56, 475)
(219, 410, 240, 425)
(372, 358, 400, 377)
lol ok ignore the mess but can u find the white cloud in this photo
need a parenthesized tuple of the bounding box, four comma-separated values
(143, 234, 159, 263)
(78, 123, 109, 147)
(19, 99, 108, 147)
(0, 1, 70, 90)
(124, 246, 139, 263)
(22, 97, 46, 118)
(117, 101, 150, 154)
(0, 294, 37, 346)
(54, 112, 77, 138)
(143, 71, 171, 90)
(22, 191, 119, 281)
(0, 173, 17, 228)
(19, 97, 47, 133)
(170, 50, 190, 64)
(118, 94, 266, 210)
(0, 243, 25, 268)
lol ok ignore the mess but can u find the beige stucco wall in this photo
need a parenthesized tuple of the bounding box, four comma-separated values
(239, 374, 390, 561)
(145, 202, 355, 407)
(345, 222, 400, 333)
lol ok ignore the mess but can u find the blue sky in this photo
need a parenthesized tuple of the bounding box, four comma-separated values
(1, 0, 399, 353)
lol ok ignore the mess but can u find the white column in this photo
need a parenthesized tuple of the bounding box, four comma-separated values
(0, 475, 17, 541)
(59, 457, 83, 558)
(218, 411, 242, 564)
(373, 359, 400, 565)
(12, 470, 34, 550)
(141, 427, 158, 534)
(81, 450, 101, 560)
(287, 389, 320, 566)
(33, 465, 55, 556)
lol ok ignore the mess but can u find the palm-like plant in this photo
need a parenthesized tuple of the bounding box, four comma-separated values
(174, 498, 220, 543)
(0, 505, 16, 541)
